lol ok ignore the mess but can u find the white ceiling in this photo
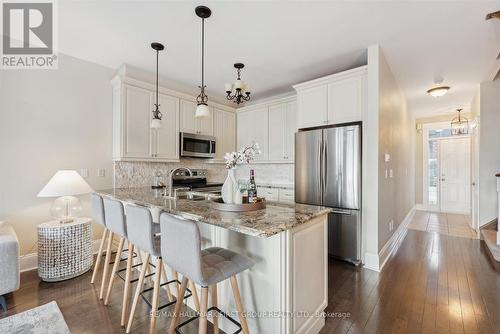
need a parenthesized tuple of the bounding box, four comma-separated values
(57, 1, 500, 116)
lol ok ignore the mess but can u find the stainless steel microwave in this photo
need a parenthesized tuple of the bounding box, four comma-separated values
(180, 132, 216, 158)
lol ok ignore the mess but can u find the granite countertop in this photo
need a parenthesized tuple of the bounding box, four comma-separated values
(97, 187, 330, 238)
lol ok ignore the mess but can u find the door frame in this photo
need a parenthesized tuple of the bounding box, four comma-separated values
(422, 122, 471, 213)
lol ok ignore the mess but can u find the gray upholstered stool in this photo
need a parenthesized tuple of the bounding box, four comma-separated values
(160, 213, 254, 334)
(101, 198, 138, 327)
(90, 194, 108, 285)
(125, 205, 191, 334)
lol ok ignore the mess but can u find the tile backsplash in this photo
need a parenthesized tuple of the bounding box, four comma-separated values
(114, 160, 294, 188)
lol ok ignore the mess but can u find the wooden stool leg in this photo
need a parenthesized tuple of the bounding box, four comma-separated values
(100, 232, 114, 299)
(160, 262, 173, 302)
(121, 242, 134, 326)
(172, 271, 180, 297)
(211, 284, 218, 334)
(149, 257, 163, 334)
(126, 253, 150, 334)
(230, 276, 249, 334)
(190, 281, 200, 312)
(198, 287, 209, 334)
(91, 229, 107, 284)
(104, 237, 125, 305)
(168, 277, 189, 334)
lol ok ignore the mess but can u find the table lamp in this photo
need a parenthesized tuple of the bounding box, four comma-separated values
(38, 170, 94, 223)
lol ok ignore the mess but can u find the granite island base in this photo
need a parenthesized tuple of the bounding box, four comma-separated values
(98, 188, 330, 334)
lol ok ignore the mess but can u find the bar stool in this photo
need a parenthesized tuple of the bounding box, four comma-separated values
(90, 193, 108, 285)
(125, 205, 190, 334)
(160, 213, 254, 334)
(101, 198, 137, 327)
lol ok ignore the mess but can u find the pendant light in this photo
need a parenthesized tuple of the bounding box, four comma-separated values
(195, 6, 211, 118)
(225, 63, 251, 104)
(451, 108, 469, 135)
(151, 42, 165, 129)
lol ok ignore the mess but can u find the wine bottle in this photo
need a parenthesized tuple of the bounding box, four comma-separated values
(248, 169, 258, 203)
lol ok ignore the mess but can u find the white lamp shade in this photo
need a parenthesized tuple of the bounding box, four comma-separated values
(225, 83, 232, 92)
(151, 118, 162, 129)
(195, 103, 210, 118)
(38, 170, 93, 197)
(234, 80, 243, 90)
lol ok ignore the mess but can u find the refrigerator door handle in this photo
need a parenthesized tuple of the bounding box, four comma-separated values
(317, 138, 322, 194)
(322, 138, 327, 194)
(331, 209, 351, 215)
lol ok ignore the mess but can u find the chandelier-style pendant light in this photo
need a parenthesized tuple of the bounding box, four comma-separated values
(195, 6, 211, 118)
(451, 108, 469, 135)
(151, 42, 165, 129)
(225, 63, 251, 104)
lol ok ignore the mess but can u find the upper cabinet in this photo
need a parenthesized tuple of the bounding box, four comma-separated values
(294, 66, 367, 129)
(112, 75, 235, 162)
(237, 96, 296, 163)
(180, 99, 213, 136)
(213, 108, 236, 160)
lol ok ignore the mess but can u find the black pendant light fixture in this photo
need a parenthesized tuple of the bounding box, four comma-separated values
(451, 108, 469, 135)
(195, 5, 211, 118)
(225, 63, 251, 104)
(151, 42, 164, 129)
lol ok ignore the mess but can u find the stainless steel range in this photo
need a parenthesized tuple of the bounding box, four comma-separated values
(171, 168, 222, 196)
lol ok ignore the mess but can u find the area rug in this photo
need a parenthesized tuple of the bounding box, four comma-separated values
(0, 301, 70, 334)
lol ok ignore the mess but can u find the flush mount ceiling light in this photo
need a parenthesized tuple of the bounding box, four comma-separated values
(194, 5, 211, 118)
(427, 85, 450, 97)
(151, 42, 165, 129)
(451, 108, 469, 135)
(225, 63, 251, 105)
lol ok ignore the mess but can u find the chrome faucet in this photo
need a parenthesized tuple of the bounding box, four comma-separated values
(168, 167, 193, 198)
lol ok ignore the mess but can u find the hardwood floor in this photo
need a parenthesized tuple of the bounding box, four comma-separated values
(2, 230, 499, 333)
(408, 211, 477, 239)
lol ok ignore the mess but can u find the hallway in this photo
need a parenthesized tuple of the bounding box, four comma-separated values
(408, 210, 477, 239)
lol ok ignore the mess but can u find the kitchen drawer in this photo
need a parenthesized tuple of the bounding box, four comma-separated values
(257, 187, 279, 201)
(279, 189, 295, 203)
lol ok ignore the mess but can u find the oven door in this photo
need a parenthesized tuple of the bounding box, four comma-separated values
(180, 133, 216, 158)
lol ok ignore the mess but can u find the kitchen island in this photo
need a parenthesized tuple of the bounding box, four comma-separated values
(98, 187, 331, 334)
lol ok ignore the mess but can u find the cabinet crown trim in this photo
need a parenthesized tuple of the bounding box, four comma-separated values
(111, 75, 237, 113)
(236, 95, 297, 113)
(293, 65, 367, 91)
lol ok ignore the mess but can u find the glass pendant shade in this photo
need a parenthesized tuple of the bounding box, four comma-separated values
(195, 103, 210, 118)
(151, 118, 161, 129)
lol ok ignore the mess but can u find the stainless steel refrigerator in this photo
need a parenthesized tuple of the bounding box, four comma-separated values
(295, 123, 361, 265)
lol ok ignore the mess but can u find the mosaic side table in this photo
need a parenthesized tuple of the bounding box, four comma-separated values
(37, 218, 93, 282)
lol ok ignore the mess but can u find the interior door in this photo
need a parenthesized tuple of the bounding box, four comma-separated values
(439, 137, 471, 214)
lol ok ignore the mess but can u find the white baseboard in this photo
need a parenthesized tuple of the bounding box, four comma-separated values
(378, 207, 415, 272)
(20, 239, 102, 272)
(363, 206, 415, 273)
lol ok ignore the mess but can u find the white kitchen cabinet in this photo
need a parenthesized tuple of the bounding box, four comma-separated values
(284, 102, 297, 161)
(180, 99, 213, 136)
(111, 75, 235, 162)
(327, 73, 365, 124)
(153, 93, 180, 159)
(213, 108, 236, 160)
(237, 108, 269, 161)
(294, 66, 367, 129)
(122, 85, 153, 159)
(268, 104, 286, 161)
(268, 101, 296, 162)
(296, 85, 328, 128)
(279, 188, 295, 203)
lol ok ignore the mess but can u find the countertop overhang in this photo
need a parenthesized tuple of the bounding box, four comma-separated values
(96, 187, 331, 238)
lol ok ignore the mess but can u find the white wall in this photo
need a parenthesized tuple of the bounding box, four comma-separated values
(377, 48, 415, 251)
(478, 78, 500, 226)
(0, 53, 114, 256)
(363, 45, 415, 270)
